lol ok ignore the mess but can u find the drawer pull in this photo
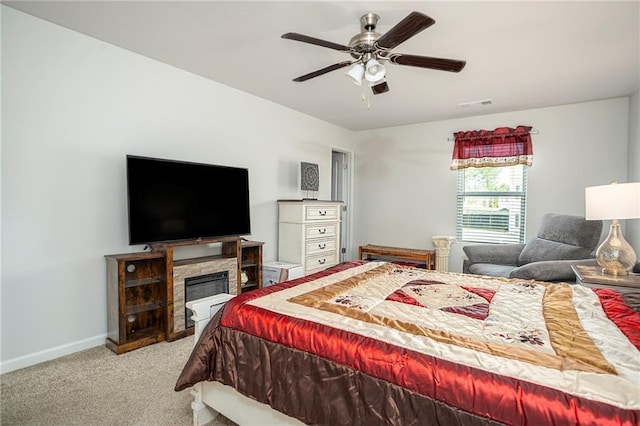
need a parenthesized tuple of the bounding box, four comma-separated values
(318, 258, 326, 265)
(318, 229, 326, 234)
(319, 211, 327, 216)
(318, 243, 326, 249)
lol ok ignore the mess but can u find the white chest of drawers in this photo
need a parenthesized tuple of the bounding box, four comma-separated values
(278, 200, 342, 275)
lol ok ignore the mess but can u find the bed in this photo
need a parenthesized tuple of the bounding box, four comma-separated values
(175, 260, 640, 425)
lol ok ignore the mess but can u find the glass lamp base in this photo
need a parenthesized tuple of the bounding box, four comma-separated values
(601, 268, 628, 277)
(596, 223, 637, 276)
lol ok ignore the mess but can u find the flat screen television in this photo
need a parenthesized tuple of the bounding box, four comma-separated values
(126, 155, 251, 245)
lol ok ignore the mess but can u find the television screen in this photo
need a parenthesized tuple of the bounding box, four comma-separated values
(126, 155, 251, 245)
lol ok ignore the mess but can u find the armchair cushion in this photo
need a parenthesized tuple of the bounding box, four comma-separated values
(517, 238, 595, 266)
(468, 263, 516, 278)
(536, 213, 602, 249)
(463, 243, 524, 266)
(509, 259, 599, 282)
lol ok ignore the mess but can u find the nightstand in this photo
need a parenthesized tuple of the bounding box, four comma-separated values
(571, 264, 640, 292)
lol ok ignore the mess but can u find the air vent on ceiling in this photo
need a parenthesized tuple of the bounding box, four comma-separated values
(458, 99, 493, 108)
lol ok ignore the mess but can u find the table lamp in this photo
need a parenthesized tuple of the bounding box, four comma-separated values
(585, 181, 640, 276)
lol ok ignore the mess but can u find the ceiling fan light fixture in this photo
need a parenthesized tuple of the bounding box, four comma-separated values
(283, 11, 466, 95)
(368, 76, 387, 87)
(345, 63, 365, 86)
(364, 58, 386, 82)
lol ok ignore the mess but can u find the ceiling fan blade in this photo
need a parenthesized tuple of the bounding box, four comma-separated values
(371, 81, 390, 95)
(292, 61, 353, 82)
(282, 32, 351, 52)
(375, 12, 435, 50)
(389, 54, 466, 72)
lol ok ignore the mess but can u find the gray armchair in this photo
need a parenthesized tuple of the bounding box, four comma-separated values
(462, 213, 603, 282)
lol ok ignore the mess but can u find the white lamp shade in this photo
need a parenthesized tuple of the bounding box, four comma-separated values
(364, 59, 386, 82)
(585, 182, 640, 220)
(345, 63, 365, 86)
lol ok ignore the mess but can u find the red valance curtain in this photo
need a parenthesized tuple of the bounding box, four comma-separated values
(450, 125, 533, 170)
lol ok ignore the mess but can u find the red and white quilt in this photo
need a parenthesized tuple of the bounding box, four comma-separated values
(177, 261, 640, 425)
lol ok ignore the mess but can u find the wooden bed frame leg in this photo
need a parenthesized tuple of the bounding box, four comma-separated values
(191, 383, 219, 426)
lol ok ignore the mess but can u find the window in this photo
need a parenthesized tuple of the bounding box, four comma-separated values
(456, 165, 527, 244)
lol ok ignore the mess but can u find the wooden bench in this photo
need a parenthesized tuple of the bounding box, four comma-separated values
(358, 244, 436, 270)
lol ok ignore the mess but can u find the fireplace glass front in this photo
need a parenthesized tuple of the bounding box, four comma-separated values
(184, 271, 229, 328)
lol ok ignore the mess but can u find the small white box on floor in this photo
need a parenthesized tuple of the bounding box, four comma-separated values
(263, 261, 304, 286)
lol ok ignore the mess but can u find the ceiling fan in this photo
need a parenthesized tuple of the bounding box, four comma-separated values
(282, 11, 466, 95)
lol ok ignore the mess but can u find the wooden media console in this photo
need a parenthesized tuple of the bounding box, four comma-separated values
(105, 236, 263, 353)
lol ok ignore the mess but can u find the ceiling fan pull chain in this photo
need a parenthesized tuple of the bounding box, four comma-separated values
(361, 89, 370, 110)
(360, 87, 371, 110)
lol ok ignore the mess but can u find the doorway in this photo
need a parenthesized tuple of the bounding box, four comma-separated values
(331, 149, 353, 262)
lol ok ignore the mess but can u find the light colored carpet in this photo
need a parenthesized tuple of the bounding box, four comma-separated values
(1, 337, 237, 426)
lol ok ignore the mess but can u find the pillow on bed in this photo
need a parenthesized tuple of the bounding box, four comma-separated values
(518, 238, 593, 266)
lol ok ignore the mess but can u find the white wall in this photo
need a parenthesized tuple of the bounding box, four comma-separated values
(0, 7, 354, 372)
(353, 98, 630, 272)
(626, 89, 639, 254)
(2, 5, 637, 373)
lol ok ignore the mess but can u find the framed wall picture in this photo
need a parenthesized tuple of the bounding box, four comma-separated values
(301, 162, 319, 198)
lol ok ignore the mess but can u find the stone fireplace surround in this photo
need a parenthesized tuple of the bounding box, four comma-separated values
(148, 236, 246, 341)
(173, 255, 238, 334)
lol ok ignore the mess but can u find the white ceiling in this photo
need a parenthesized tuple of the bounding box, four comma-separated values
(5, 1, 640, 131)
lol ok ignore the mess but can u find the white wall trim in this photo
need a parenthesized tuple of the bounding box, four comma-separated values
(0, 333, 106, 374)
(331, 146, 356, 260)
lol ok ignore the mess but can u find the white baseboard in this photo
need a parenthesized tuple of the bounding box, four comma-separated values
(0, 333, 107, 374)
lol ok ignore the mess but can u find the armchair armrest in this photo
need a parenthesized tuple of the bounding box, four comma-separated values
(463, 243, 525, 265)
(508, 258, 599, 282)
